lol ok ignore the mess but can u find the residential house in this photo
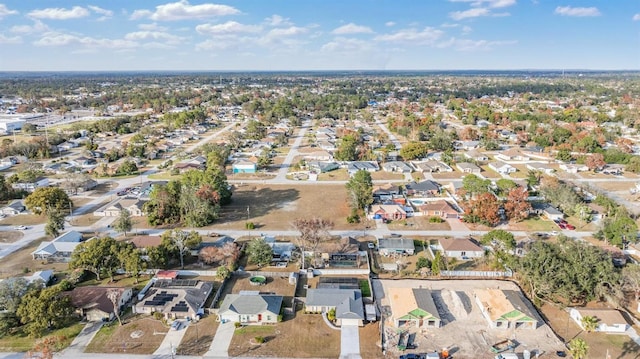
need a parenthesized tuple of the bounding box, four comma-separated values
(346, 161, 379, 176)
(304, 150, 333, 161)
(31, 231, 84, 262)
(418, 200, 459, 219)
(489, 162, 516, 175)
(218, 292, 283, 325)
(464, 150, 489, 162)
(263, 236, 295, 261)
(601, 164, 625, 175)
(11, 177, 49, 192)
(94, 198, 147, 217)
(1, 200, 25, 216)
(456, 162, 481, 174)
(530, 203, 564, 221)
(308, 161, 339, 173)
(373, 183, 401, 202)
(412, 160, 453, 173)
(305, 288, 365, 326)
(526, 163, 555, 175)
(67, 286, 133, 322)
(569, 308, 629, 333)
(405, 180, 440, 197)
(56, 141, 78, 152)
(134, 279, 214, 320)
(381, 161, 413, 173)
(377, 237, 415, 256)
(232, 159, 257, 174)
(192, 236, 236, 257)
(559, 163, 589, 173)
(128, 235, 162, 254)
(24, 269, 54, 287)
(174, 162, 204, 173)
(437, 237, 484, 259)
(371, 204, 407, 221)
(474, 289, 538, 329)
(455, 140, 480, 150)
(495, 148, 530, 162)
(388, 287, 441, 328)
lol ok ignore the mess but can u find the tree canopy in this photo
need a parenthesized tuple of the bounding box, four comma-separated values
(25, 187, 71, 216)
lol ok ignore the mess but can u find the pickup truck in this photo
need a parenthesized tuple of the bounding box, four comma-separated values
(491, 339, 517, 353)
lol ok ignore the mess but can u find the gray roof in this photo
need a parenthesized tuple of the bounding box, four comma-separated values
(378, 238, 415, 251)
(413, 289, 441, 319)
(406, 180, 439, 192)
(306, 288, 364, 320)
(219, 293, 282, 316)
(503, 290, 537, 320)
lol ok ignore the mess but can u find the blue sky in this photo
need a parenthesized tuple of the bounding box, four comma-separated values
(0, 0, 638, 71)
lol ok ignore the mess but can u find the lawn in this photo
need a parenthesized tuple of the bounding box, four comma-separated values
(0, 237, 68, 279)
(386, 217, 451, 231)
(208, 183, 363, 231)
(0, 214, 45, 226)
(0, 230, 23, 243)
(228, 313, 340, 358)
(370, 171, 404, 181)
(176, 315, 219, 356)
(0, 322, 84, 352)
(217, 274, 296, 307)
(318, 169, 350, 181)
(508, 217, 557, 232)
(432, 171, 465, 180)
(86, 316, 167, 354)
(359, 323, 384, 359)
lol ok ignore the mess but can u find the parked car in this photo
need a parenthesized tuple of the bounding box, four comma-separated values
(565, 224, 575, 230)
(13, 225, 28, 230)
(170, 320, 182, 331)
(558, 223, 567, 229)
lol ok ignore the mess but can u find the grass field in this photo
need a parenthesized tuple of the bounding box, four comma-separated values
(176, 315, 219, 356)
(0, 230, 23, 243)
(0, 214, 45, 226)
(0, 322, 84, 352)
(86, 316, 166, 354)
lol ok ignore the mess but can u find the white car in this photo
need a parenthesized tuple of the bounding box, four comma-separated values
(13, 225, 28, 230)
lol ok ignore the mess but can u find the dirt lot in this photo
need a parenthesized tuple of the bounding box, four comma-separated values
(86, 316, 167, 354)
(360, 322, 385, 359)
(209, 184, 364, 231)
(228, 312, 340, 358)
(0, 230, 23, 243)
(376, 279, 565, 359)
(0, 214, 45, 226)
(176, 314, 219, 356)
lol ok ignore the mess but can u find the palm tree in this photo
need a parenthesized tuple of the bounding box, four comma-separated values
(580, 315, 598, 333)
(568, 338, 588, 359)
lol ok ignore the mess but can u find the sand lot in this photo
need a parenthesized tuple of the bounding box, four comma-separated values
(374, 279, 565, 359)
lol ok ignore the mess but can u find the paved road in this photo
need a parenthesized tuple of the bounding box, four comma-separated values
(274, 120, 310, 183)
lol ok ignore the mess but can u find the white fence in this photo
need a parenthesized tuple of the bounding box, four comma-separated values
(440, 270, 512, 278)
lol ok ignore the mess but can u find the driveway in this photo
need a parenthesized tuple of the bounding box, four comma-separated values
(340, 324, 361, 359)
(205, 320, 235, 358)
(153, 320, 188, 357)
(62, 321, 104, 355)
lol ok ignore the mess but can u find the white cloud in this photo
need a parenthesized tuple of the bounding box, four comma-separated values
(28, 6, 90, 20)
(554, 6, 601, 17)
(11, 20, 49, 34)
(385, 21, 396, 27)
(131, 1, 240, 21)
(331, 23, 374, 35)
(462, 25, 473, 34)
(441, 23, 459, 28)
(449, 8, 490, 20)
(449, 0, 516, 8)
(196, 21, 261, 35)
(138, 23, 168, 31)
(321, 37, 372, 52)
(632, 14, 640, 21)
(124, 31, 184, 45)
(0, 33, 21, 44)
(266, 26, 308, 37)
(375, 27, 444, 45)
(88, 5, 113, 17)
(449, 38, 517, 51)
(34, 32, 137, 49)
(264, 14, 292, 27)
(0, 4, 18, 19)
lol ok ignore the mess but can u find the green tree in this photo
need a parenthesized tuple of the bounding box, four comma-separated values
(495, 178, 517, 195)
(399, 142, 429, 160)
(334, 134, 359, 161)
(568, 338, 588, 359)
(482, 230, 516, 250)
(117, 244, 146, 283)
(44, 209, 66, 238)
(113, 209, 133, 236)
(116, 160, 138, 175)
(345, 170, 373, 215)
(416, 256, 430, 270)
(16, 286, 73, 337)
(0, 278, 32, 313)
(246, 237, 272, 267)
(555, 149, 573, 162)
(25, 187, 71, 215)
(462, 174, 491, 196)
(431, 251, 444, 275)
(69, 237, 121, 281)
(580, 315, 598, 332)
(161, 230, 202, 269)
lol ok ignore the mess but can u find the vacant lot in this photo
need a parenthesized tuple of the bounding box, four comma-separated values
(376, 279, 565, 359)
(228, 313, 340, 358)
(86, 316, 166, 354)
(210, 184, 362, 230)
(386, 217, 451, 231)
(360, 323, 384, 359)
(0, 214, 45, 226)
(0, 230, 23, 243)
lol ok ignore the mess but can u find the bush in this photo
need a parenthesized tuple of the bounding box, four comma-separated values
(429, 216, 444, 223)
(346, 211, 360, 223)
(58, 279, 74, 291)
(245, 222, 255, 229)
(153, 312, 163, 320)
(254, 336, 265, 343)
(234, 322, 242, 328)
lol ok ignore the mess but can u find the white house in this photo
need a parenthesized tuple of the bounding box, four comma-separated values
(488, 161, 516, 175)
(218, 292, 283, 325)
(437, 237, 484, 259)
(31, 231, 84, 262)
(11, 177, 49, 192)
(559, 163, 589, 174)
(569, 308, 629, 333)
(232, 159, 257, 174)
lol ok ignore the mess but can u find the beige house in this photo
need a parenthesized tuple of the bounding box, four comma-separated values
(474, 289, 538, 329)
(67, 286, 133, 322)
(388, 287, 441, 328)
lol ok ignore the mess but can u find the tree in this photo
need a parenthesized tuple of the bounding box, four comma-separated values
(461, 174, 491, 197)
(399, 142, 429, 160)
(580, 315, 598, 333)
(199, 242, 239, 267)
(0, 277, 32, 313)
(293, 217, 334, 268)
(334, 134, 358, 161)
(504, 187, 531, 222)
(585, 153, 605, 171)
(107, 289, 123, 326)
(116, 159, 138, 176)
(463, 192, 500, 226)
(555, 149, 573, 162)
(113, 209, 133, 236)
(69, 237, 121, 281)
(246, 237, 272, 267)
(568, 338, 588, 359)
(17, 286, 73, 337)
(144, 182, 181, 225)
(22, 123, 37, 134)
(526, 170, 541, 188)
(481, 230, 516, 250)
(345, 170, 373, 215)
(495, 179, 517, 195)
(431, 251, 444, 275)
(162, 230, 202, 269)
(44, 209, 66, 238)
(117, 244, 146, 283)
(26, 335, 66, 359)
(25, 187, 71, 215)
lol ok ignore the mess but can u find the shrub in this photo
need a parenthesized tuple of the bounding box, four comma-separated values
(429, 216, 444, 223)
(254, 336, 265, 343)
(58, 279, 74, 291)
(245, 222, 255, 229)
(153, 312, 163, 320)
(234, 322, 242, 328)
(346, 212, 360, 223)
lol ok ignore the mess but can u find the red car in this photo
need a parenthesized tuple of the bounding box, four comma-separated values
(565, 224, 576, 230)
(558, 223, 567, 229)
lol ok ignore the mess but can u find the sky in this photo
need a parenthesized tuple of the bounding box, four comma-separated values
(0, 0, 639, 71)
